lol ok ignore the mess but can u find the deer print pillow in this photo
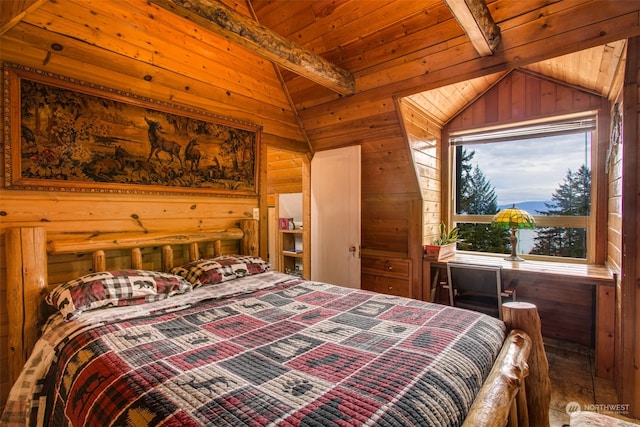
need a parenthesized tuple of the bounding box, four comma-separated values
(46, 270, 192, 321)
(171, 255, 271, 288)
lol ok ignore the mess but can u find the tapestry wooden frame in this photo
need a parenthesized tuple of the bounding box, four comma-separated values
(3, 63, 261, 197)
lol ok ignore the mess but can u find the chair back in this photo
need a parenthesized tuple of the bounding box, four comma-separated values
(447, 262, 505, 319)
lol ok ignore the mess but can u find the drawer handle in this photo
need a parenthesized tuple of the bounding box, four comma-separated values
(384, 261, 393, 270)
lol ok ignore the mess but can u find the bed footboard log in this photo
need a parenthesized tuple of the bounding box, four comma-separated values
(5, 227, 48, 386)
(463, 330, 531, 427)
(46, 228, 245, 254)
(516, 377, 529, 426)
(503, 301, 551, 427)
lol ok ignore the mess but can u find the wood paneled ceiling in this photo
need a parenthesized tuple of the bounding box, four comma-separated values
(406, 39, 628, 127)
(1, 0, 639, 146)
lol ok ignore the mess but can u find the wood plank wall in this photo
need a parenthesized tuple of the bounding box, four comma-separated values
(609, 88, 625, 402)
(293, 88, 425, 297)
(618, 35, 640, 416)
(447, 69, 609, 131)
(444, 69, 610, 264)
(266, 149, 305, 203)
(0, 0, 307, 146)
(398, 98, 443, 244)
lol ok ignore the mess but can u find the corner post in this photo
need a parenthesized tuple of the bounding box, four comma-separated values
(503, 301, 551, 427)
(240, 219, 259, 256)
(5, 227, 47, 386)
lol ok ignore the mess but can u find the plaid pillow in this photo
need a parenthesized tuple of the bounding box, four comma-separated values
(171, 255, 271, 287)
(46, 270, 193, 321)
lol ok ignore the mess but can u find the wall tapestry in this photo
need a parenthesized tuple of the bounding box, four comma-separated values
(4, 63, 261, 196)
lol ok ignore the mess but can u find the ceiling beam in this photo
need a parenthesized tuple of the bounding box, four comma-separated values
(0, 0, 49, 36)
(149, 0, 355, 96)
(444, 0, 501, 56)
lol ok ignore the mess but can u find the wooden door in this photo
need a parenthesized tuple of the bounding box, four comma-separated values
(311, 145, 361, 288)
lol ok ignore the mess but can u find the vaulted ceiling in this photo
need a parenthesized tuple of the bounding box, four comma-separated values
(1, 0, 639, 151)
(407, 39, 628, 127)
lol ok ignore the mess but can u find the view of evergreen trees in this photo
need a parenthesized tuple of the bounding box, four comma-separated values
(456, 146, 591, 258)
(455, 147, 510, 254)
(529, 165, 591, 258)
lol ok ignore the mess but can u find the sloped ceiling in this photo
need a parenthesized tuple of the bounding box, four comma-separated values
(248, 0, 636, 134)
(406, 39, 628, 127)
(1, 0, 639, 146)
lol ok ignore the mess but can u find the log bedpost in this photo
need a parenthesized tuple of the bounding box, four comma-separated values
(93, 250, 106, 272)
(131, 247, 143, 269)
(161, 245, 173, 271)
(502, 301, 551, 427)
(189, 242, 199, 262)
(5, 227, 48, 386)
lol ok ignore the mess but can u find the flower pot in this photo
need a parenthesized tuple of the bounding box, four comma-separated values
(424, 242, 456, 261)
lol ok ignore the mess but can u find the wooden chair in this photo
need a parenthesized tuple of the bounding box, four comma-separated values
(447, 262, 515, 320)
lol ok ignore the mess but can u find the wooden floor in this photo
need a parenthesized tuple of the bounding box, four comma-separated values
(546, 338, 640, 426)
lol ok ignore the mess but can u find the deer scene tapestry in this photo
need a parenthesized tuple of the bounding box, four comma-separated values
(4, 64, 260, 196)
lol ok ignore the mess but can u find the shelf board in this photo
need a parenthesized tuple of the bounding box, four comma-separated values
(282, 250, 303, 257)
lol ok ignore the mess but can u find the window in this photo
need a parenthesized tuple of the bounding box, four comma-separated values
(450, 114, 595, 261)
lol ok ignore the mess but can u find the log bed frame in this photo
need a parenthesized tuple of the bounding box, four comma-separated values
(5, 220, 551, 427)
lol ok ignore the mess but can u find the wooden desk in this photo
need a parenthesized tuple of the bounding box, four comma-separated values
(424, 253, 616, 379)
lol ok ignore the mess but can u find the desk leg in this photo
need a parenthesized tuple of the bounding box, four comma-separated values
(423, 260, 450, 304)
(596, 285, 615, 379)
(422, 261, 432, 302)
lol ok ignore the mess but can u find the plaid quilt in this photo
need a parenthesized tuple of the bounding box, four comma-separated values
(2, 272, 506, 427)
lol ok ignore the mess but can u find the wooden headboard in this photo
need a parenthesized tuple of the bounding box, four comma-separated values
(5, 219, 259, 387)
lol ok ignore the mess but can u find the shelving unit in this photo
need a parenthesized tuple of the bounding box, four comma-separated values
(280, 229, 304, 276)
(273, 192, 308, 278)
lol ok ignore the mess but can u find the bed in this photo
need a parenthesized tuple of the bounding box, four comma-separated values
(1, 220, 551, 427)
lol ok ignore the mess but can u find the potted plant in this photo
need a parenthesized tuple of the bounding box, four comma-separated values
(424, 222, 461, 261)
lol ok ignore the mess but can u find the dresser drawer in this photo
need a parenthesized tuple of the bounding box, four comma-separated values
(361, 257, 410, 278)
(362, 273, 411, 298)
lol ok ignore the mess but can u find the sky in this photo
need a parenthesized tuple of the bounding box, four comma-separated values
(466, 132, 591, 206)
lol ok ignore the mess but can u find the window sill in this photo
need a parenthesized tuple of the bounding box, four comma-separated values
(425, 251, 615, 286)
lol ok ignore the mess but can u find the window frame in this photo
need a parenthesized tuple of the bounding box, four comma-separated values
(446, 113, 602, 264)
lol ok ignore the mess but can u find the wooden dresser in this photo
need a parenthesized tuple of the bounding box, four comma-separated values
(361, 251, 413, 298)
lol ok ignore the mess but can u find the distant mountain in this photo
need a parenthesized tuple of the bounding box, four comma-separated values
(498, 201, 551, 215)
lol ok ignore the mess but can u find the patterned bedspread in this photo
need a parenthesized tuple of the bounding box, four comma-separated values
(2, 271, 506, 427)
